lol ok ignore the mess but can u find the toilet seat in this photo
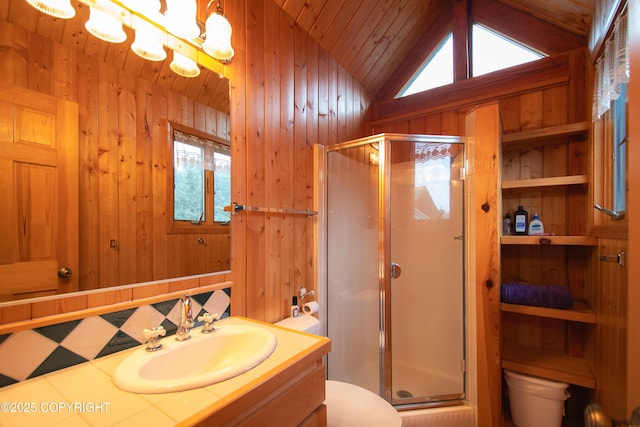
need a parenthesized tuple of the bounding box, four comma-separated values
(324, 380, 402, 427)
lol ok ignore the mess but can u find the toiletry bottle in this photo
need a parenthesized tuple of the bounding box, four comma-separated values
(514, 205, 529, 235)
(291, 296, 300, 317)
(503, 213, 513, 235)
(528, 213, 544, 235)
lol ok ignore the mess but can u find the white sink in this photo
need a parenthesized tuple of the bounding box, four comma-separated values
(113, 322, 277, 393)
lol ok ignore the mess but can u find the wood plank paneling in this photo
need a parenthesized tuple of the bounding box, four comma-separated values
(466, 103, 502, 427)
(224, 1, 372, 320)
(592, 238, 627, 418)
(627, 0, 640, 413)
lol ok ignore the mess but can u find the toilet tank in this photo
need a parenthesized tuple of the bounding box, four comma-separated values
(275, 315, 321, 335)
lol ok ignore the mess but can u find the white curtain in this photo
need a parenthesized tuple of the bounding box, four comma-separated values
(593, 12, 629, 120)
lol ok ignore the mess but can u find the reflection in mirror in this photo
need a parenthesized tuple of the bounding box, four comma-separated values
(165, 122, 231, 277)
(0, 1, 231, 303)
(170, 123, 232, 228)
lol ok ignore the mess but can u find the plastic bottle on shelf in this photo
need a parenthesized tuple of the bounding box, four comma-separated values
(514, 205, 529, 235)
(503, 213, 513, 235)
(528, 213, 545, 235)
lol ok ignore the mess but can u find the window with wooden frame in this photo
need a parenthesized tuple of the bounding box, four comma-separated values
(593, 9, 629, 229)
(168, 122, 231, 233)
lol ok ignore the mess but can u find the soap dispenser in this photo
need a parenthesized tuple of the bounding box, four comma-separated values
(528, 213, 544, 235)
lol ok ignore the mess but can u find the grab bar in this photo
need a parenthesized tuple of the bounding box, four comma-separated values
(594, 204, 625, 220)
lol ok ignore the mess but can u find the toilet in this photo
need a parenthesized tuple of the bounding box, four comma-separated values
(275, 315, 402, 427)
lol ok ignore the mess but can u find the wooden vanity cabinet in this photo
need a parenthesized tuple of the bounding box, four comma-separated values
(190, 336, 330, 427)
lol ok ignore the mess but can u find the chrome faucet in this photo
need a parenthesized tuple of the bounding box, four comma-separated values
(176, 295, 195, 341)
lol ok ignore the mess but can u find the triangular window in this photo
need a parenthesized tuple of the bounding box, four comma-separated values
(396, 24, 544, 98)
(472, 24, 543, 77)
(397, 33, 453, 98)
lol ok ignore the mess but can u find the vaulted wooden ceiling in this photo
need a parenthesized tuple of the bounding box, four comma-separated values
(274, 0, 595, 97)
(3, 0, 595, 108)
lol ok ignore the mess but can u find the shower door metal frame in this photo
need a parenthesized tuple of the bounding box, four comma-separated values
(382, 134, 467, 407)
(322, 133, 467, 408)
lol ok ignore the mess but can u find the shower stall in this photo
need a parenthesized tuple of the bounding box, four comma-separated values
(319, 133, 466, 408)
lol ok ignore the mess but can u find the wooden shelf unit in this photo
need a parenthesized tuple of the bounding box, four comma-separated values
(501, 235, 597, 245)
(499, 121, 594, 394)
(502, 175, 588, 190)
(501, 301, 596, 324)
(502, 121, 590, 145)
(502, 343, 596, 389)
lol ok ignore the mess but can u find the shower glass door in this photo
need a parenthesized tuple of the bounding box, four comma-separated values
(387, 137, 465, 405)
(326, 140, 381, 394)
(325, 134, 465, 407)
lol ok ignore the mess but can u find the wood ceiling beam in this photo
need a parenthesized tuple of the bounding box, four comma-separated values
(374, 2, 452, 101)
(472, 0, 585, 55)
(375, 0, 586, 102)
(372, 50, 572, 124)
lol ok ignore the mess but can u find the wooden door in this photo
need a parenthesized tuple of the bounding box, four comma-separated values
(0, 84, 78, 301)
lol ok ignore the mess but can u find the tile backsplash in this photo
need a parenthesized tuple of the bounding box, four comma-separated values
(0, 288, 231, 388)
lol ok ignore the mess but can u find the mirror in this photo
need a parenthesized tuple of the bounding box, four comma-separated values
(0, 3, 231, 303)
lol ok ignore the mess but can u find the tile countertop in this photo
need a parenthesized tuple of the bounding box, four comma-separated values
(0, 317, 327, 427)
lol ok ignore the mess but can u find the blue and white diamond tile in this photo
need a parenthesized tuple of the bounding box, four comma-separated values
(95, 330, 139, 358)
(60, 316, 119, 360)
(120, 305, 168, 344)
(28, 347, 88, 379)
(0, 286, 231, 388)
(203, 289, 231, 318)
(0, 330, 58, 381)
(151, 298, 178, 316)
(34, 320, 81, 343)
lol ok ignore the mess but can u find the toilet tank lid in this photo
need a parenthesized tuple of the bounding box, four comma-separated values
(274, 314, 321, 334)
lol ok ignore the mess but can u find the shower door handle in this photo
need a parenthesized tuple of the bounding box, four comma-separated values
(390, 263, 402, 279)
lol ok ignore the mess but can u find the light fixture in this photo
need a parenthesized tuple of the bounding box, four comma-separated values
(85, 5, 127, 43)
(170, 51, 201, 78)
(202, 1, 234, 62)
(28, 0, 232, 78)
(132, 20, 166, 61)
(165, 0, 201, 41)
(26, 0, 75, 19)
(128, 1, 165, 60)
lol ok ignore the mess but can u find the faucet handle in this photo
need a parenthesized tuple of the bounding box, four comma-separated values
(198, 312, 220, 333)
(143, 326, 166, 351)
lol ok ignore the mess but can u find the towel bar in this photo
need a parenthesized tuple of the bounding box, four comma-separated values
(598, 252, 626, 267)
(224, 202, 318, 216)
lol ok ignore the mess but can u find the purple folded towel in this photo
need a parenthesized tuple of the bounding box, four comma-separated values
(501, 283, 573, 309)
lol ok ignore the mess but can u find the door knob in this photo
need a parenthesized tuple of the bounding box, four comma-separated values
(57, 267, 72, 279)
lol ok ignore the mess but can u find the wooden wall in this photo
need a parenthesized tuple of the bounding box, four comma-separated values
(627, 0, 640, 413)
(590, 237, 628, 418)
(0, 0, 372, 317)
(226, 0, 372, 321)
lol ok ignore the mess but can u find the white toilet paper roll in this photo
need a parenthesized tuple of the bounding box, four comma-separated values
(302, 301, 319, 315)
